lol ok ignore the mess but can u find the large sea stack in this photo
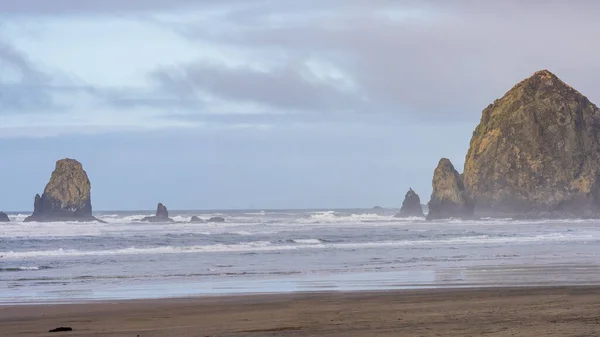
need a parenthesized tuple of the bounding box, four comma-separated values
(463, 70, 600, 218)
(427, 158, 473, 220)
(24, 159, 101, 222)
(395, 188, 424, 217)
(141, 203, 174, 222)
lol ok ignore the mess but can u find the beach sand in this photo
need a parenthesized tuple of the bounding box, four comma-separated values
(2, 287, 600, 336)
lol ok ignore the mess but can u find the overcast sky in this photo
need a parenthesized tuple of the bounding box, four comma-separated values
(1, 0, 599, 211)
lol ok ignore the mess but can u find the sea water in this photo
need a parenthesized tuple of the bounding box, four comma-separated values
(1, 209, 600, 303)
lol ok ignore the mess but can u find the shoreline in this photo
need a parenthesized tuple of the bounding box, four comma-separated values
(6, 264, 600, 305)
(5, 282, 600, 307)
(2, 283, 598, 304)
(2, 286, 600, 336)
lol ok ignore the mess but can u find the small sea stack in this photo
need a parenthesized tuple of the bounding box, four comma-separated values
(207, 216, 225, 223)
(0, 212, 9, 222)
(395, 188, 424, 217)
(427, 158, 473, 220)
(189, 216, 205, 223)
(24, 158, 102, 222)
(141, 203, 174, 223)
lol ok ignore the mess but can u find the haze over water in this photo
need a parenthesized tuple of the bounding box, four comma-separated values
(2, 209, 599, 303)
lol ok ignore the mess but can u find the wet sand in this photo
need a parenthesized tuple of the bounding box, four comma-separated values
(2, 287, 600, 336)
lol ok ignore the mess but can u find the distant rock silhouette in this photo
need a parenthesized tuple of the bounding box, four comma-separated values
(464, 70, 600, 218)
(24, 158, 102, 222)
(207, 216, 225, 223)
(141, 203, 174, 222)
(395, 188, 424, 217)
(372, 206, 384, 210)
(0, 212, 9, 222)
(427, 158, 473, 220)
(189, 215, 205, 223)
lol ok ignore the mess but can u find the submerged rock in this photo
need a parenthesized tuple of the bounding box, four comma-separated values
(207, 216, 225, 223)
(427, 158, 473, 220)
(395, 188, 424, 217)
(464, 70, 600, 218)
(141, 203, 174, 222)
(0, 212, 9, 222)
(189, 215, 205, 223)
(24, 159, 102, 222)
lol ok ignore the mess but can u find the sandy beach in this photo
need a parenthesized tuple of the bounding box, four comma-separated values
(2, 286, 600, 336)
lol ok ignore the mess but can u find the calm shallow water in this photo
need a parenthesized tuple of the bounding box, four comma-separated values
(1, 209, 600, 303)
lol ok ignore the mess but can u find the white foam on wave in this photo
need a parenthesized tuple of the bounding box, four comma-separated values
(293, 239, 323, 244)
(303, 211, 398, 224)
(245, 211, 267, 215)
(99, 214, 153, 223)
(3, 211, 599, 239)
(8, 214, 29, 222)
(0, 266, 42, 272)
(1, 241, 277, 259)
(391, 216, 425, 221)
(1, 232, 595, 260)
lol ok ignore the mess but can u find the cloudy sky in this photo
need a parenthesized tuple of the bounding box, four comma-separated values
(1, 0, 599, 211)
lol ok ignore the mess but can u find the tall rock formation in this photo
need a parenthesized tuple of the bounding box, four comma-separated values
(141, 203, 174, 222)
(427, 158, 473, 220)
(24, 159, 101, 222)
(463, 70, 600, 218)
(395, 188, 424, 217)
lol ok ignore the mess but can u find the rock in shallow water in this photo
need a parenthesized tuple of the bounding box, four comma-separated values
(0, 212, 9, 222)
(395, 188, 424, 217)
(207, 216, 225, 223)
(189, 215, 205, 223)
(141, 203, 174, 222)
(24, 158, 103, 223)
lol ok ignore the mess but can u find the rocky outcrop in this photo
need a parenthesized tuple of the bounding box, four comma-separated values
(0, 212, 9, 222)
(207, 216, 225, 223)
(395, 188, 424, 217)
(189, 216, 205, 223)
(24, 159, 102, 222)
(427, 158, 473, 220)
(141, 203, 174, 222)
(463, 70, 600, 218)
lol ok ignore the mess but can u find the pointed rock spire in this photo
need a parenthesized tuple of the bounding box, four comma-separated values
(427, 158, 473, 220)
(141, 203, 174, 223)
(395, 188, 424, 217)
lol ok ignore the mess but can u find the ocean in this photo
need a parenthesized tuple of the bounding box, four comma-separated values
(1, 209, 599, 304)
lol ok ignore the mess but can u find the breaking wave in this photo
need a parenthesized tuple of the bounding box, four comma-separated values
(1, 233, 592, 259)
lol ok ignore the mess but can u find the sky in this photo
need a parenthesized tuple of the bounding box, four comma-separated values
(1, 0, 600, 211)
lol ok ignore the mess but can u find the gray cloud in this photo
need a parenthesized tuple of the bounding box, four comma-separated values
(152, 0, 600, 120)
(0, 37, 190, 115)
(4, 0, 600, 122)
(0, 40, 57, 112)
(152, 60, 366, 114)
